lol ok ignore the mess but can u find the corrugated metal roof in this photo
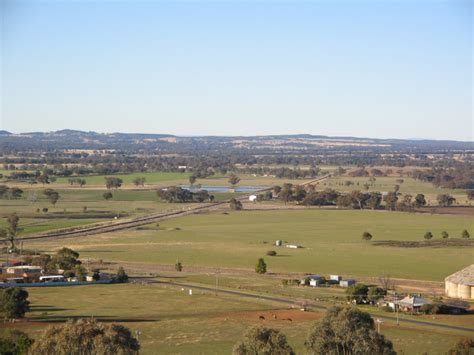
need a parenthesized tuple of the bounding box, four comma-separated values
(445, 264, 474, 286)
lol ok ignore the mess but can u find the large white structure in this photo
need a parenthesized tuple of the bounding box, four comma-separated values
(445, 264, 474, 300)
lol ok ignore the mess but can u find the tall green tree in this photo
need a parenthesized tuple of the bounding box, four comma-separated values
(6, 213, 20, 249)
(305, 306, 396, 355)
(255, 258, 267, 274)
(228, 174, 241, 188)
(233, 325, 294, 355)
(414, 194, 426, 208)
(0, 288, 30, 320)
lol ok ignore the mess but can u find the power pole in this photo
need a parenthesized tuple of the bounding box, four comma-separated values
(215, 269, 219, 296)
(395, 293, 399, 325)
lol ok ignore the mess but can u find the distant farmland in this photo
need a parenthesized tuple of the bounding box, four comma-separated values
(28, 209, 473, 281)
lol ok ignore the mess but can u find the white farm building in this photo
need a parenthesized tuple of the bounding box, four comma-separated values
(445, 265, 474, 300)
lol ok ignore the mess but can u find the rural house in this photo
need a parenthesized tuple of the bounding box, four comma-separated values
(398, 295, 431, 312)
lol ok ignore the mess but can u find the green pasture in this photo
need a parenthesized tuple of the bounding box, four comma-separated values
(2, 283, 467, 354)
(0, 186, 244, 235)
(54, 171, 190, 186)
(28, 210, 473, 281)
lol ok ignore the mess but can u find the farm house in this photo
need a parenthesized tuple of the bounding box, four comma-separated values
(398, 295, 431, 312)
(445, 264, 474, 300)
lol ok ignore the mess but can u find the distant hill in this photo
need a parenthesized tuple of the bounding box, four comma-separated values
(0, 130, 471, 153)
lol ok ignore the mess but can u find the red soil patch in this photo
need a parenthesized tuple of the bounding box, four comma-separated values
(218, 309, 323, 322)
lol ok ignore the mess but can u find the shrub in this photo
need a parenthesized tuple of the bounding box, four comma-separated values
(362, 232, 373, 241)
(441, 231, 449, 239)
(116, 267, 129, 283)
(424, 231, 433, 240)
(462, 229, 470, 239)
(266, 250, 277, 256)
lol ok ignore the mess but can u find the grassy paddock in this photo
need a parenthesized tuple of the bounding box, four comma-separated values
(27, 209, 473, 281)
(0, 283, 467, 354)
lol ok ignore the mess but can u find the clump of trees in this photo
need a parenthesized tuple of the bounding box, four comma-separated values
(157, 187, 214, 203)
(410, 166, 474, 189)
(305, 306, 395, 354)
(229, 198, 243, 210)
(29, 319, 140, 354)
(102, 192, 113, 200)
(437, 194, 456, 207)
(67, 178, 86, 187)
(233, 325, 294, 355)
(24, 247, 84, 279)
(133, 177, 146, 187)
(0, 185, 23, 200)
(105, 177, 123, 189)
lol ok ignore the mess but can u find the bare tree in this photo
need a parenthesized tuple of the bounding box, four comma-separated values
(378, 272, 394, 291)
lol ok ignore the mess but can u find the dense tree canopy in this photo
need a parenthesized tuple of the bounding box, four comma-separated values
(305, 306, 396, 355)
(233, 325, 294, 355)
(0, 288, 30, 320)
(29, 319, 140, 355)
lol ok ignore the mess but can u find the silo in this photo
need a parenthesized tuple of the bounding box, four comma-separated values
(458, 284, 471, 299)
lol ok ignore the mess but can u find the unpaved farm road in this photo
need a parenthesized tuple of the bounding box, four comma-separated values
(3, 175, 331, 243)
(146, 278, 474, 334)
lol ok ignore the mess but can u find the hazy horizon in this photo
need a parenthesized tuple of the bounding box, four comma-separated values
(1, 0, 472, 141)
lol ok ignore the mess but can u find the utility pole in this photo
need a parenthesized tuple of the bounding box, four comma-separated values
(395, 293, 399, 325)
(376, 318, 383, 334)
(215, 269, 219, 296)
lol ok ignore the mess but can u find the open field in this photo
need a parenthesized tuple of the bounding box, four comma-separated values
(2, 171, 316, 189)
(1, 283, 470, 354)
(26, 209, 473, 281)
(0, 188, 243, 236)
(319, 176, 469, 205)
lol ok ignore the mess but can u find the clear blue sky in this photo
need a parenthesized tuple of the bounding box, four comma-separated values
(1, 0, 472, 140)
